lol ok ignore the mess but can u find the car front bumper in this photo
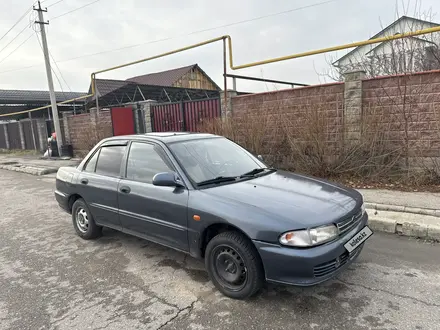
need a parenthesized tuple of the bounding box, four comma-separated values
(253, 213, 369, 286)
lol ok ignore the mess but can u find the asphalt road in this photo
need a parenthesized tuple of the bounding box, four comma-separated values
(1, 169, 439, 330)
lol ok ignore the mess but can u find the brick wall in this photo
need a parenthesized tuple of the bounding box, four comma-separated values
(230, 70, 440, 162)
(232, 83, 345, 153)
(362, 71, 440, 157)
(66, 110, 113, 156)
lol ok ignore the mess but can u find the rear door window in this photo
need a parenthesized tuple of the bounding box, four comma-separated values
(84, 150, 100, 172)
(95, 146, 126, 177)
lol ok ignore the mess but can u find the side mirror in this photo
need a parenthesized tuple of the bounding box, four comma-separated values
(152, 172, 184, 188)
(257, 155, 264, 161)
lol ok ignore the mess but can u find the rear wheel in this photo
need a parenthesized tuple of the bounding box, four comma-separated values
(205, 231, 264, 299)
(72, 199, 102, 239)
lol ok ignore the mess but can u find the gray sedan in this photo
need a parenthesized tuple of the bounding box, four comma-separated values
(55, 132, 372, 299)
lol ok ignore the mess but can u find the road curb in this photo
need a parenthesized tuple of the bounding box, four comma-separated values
(365, 202, 440, 218)
(367, 208, 440, 241)
(0, 163, 57, 176)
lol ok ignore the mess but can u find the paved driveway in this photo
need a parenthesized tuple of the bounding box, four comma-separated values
(0, 169, 439, 330)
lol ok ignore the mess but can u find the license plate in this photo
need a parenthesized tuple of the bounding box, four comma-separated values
(344, 226, 373, 253)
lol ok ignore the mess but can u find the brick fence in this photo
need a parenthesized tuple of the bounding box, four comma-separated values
(362, 72, 440, 158)
(230, 70, 440, 164)
(62, 109, 113, 156)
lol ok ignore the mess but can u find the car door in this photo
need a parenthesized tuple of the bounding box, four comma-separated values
(76, 141, 127, 230)
(118, 141, 189, 252)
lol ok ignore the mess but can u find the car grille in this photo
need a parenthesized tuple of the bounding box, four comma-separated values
(336, 208, 363, 236)
(313, 248, 362, 278)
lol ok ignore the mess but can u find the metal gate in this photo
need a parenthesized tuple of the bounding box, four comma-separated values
(0, 125, 6, 149)
(21, 120, 36, 150)
(111, 107, 135, 136)
(151, 98, 221, 132)
(7, 122, 21, 149)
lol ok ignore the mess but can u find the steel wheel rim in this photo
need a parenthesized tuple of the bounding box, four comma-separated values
(211, 244, 248, 292)
(76, 208, 89, 233)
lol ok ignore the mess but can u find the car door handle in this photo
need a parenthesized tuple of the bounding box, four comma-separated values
(120, 186, 131, 194)
(80, 178, 89, 185)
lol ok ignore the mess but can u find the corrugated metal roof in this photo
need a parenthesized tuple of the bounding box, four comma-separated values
(92, 79, 131, 99)
(126, 64, 196, 86)
(89, 78, 220, 107)
(0, 89, 87, 103)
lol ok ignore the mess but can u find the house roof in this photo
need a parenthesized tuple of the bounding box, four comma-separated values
(126, 64, 221, 90)
(126, 64, 197, 86)
(0, 89, 87, 105)
(88, 78, 220, 107)
(364, 36, 437, 56)
(90, 79, 129, 98)
(334, 16, 440, 65)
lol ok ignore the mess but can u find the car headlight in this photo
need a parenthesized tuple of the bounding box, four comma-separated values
(279, 224, 339, 247)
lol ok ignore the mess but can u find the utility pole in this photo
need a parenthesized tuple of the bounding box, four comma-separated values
(34, 1, 63, 156)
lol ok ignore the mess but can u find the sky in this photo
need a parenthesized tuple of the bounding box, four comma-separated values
(0, 0, 439, 93)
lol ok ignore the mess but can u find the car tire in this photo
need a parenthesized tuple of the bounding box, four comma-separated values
(205, 231, 264, 299)
(72, 198, 102, 240)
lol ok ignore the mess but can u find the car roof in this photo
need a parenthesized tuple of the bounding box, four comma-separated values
(105, 132, 220, 144)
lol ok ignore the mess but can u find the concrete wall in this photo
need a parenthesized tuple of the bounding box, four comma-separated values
(0, 119, 47, 152)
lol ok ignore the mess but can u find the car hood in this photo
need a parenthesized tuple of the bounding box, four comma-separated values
(201, 171, 362, 228)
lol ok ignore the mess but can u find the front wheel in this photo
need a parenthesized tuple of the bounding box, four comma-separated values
(205, 231, 265, 299)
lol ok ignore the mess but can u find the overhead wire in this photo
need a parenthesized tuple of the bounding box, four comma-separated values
(35, 31, 69, 99)
(59, 0, 342, 60)
(0, 4, 33, 43)
(0, 0, 341, 74)
(51, 0, 102, 20)
(49, 51, 73, 92)
(0, 34, 34, 65)
(46, 0, 65, 8)
(0, 25, 30, 56)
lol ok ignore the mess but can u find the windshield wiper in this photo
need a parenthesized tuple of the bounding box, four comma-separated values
(197, 176, 237, 186)
(240, 167, 276, 178)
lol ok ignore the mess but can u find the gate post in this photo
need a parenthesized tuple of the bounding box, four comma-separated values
(220, 90, 237, 119)
(180, 101, 187, 131)
(36, 119, 48, 152)
(140, 100, 157, 133)
(343, 70, 365, 143)
(3, 124, 10, 149)
(18, 121, 26, 149)
(62, 111, 73, 144)
(29, 113, 37, 151)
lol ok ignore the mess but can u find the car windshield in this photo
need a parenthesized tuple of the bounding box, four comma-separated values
(169, 137, 265, 184)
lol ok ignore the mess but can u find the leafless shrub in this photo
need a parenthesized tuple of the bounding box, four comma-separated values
(280, 104, 402, 179)
(198, 109, 285, 166)
(199, 102, 402, 181)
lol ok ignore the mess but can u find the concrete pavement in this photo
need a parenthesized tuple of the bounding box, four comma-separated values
(0, 153, 81, 176)
(1, 169, 440, 330)
(359, 189, 440, 210)
(360, 189, 440, 241)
